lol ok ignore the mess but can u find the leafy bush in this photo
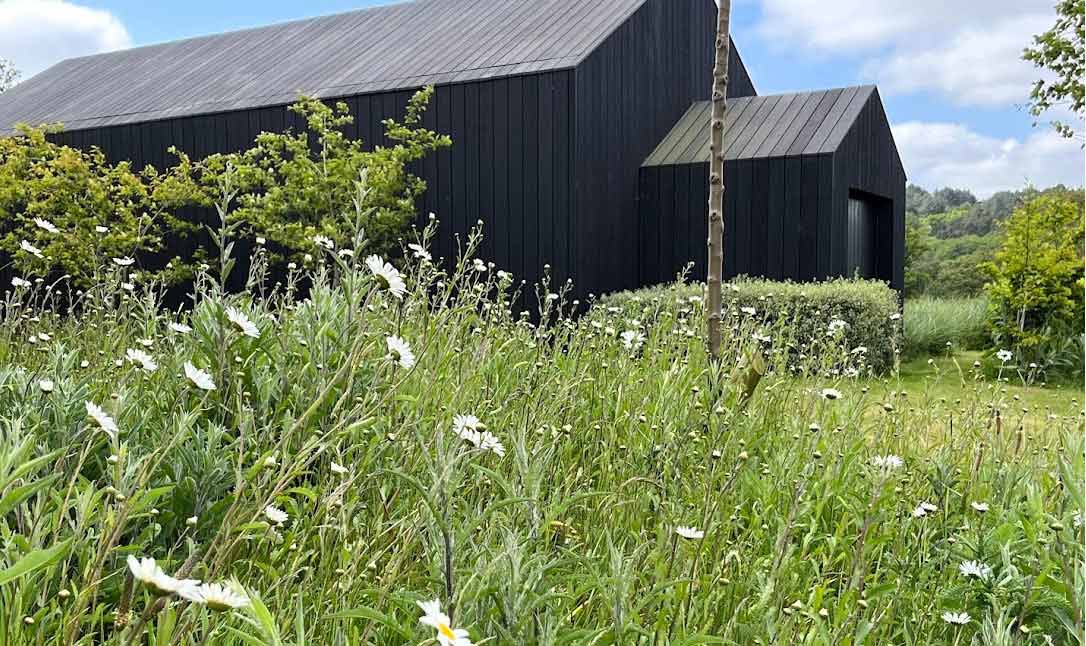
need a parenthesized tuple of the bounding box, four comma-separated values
(0, 125, 180, 288)
(159, 89, 450, 268)
(983, 190, 1084, 375)
(601, 276, 901, 374)
(903, 296, 990, 358)
(0, 217, 1081, 644)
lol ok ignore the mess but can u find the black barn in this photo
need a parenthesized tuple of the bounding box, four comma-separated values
(0, 0, 903, 297)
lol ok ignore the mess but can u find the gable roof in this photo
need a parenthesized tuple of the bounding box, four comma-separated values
(0, 0, 647, 132)
(642, 85, 876, 166)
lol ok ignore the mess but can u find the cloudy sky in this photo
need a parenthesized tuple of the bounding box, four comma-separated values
(1, 0, 1082, 196)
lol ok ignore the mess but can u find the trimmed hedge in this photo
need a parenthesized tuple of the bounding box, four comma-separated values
(599, 277, 902, 374)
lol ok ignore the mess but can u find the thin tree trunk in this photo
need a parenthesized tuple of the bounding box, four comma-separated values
(707, 0, 731, 359)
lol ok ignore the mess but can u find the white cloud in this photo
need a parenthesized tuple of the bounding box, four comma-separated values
(893, 121, 1085, 197)
(756, 0, 1055, 108)
(0, 0, 131, 80)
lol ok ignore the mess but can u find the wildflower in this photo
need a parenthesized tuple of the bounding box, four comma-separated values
(330, 461, 349, 475)
(820, 388, 842, 401)
(408, 243, 432, 262)
(85, 401, 119, 440)
(365, 255, 407, 299)
(95, 225, 109, 234)
(184, 362, 217, 391)
(1073, 512, 1082, 528)
(676, 526, 705, 540)
(417, 599, 473, 646)
(127, 556, 199, 595)
(740, 306, 756, 315)
(889, 313, 902, 321)
(941, 611, 971, 625)
(20, 240, 43, 258)
(264, 505, 288, 525)
(126, 348, 158, 372)
(32, 217, 59, 234)
(912, 502, 938, 518)
(112, 257, 136, 267)
(386, 335, 416, 369)
(11, 276, 31, 288)
(313, 235, 335, 250)
(959, 560, 991, 581)
(169, 321, 193, 334)
(871, 455, 903, 472)
(970, 501, 989, 513)
(338, 248, 355, 258)
(225, 307, 260, 338)
(472, 258, 487, 272)
(185, 516, 198, 527)
(827, 319, 848, 335)
(620, 330, 645, 351)
(255, 236, 266, 245)
(752, 331, 772, 344)
(996, 349, 1013, 363)
(178, 582, 249, 611)
(851, 346, 868, 355)
(453, 414, 483, 445)
(38, 379, 54, 394)
(478, 431, 506, 457)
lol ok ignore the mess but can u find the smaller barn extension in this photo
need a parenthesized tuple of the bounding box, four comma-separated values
(639, 85, 905, 291)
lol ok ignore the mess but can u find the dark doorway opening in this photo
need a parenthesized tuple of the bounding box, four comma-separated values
(847, 189, 893, 283)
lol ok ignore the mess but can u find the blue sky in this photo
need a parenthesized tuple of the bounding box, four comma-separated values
(2, 0, 1083, 196)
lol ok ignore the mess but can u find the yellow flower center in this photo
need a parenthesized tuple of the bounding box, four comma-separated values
(438, 623, 457, 640)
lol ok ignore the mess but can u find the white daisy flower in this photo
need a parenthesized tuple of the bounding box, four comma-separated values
(941, 611, 971, 625)
(996, 349, 1013, 363)
(112, 257, 136, 267)
(337, 248, 355, 258)
(676, 526, 705, 540)
(472, 258, 487, 272)
(478, 430, 506, 457)
(959, 560, 991, 581)
(913, 501, 938, 517)
(386, 335, 416, 369)
(177, 582, 249, 611)
(620, 330, 645, 351)
(313, 235, 335, 250)
(889, 313, 902, 321)
(20, 240, 43, 258)
(871, 455, 903, 472)
(126, 348, 158, 372)
(38, 379, 54, 393)
(850, 346, 868, 355)
(970, 501, 989, 513)
(263, 505, 288, 525)
(225, 307, 260, 339)
(417, 599, 473, 646)
(11, 277, 31, 288)
(184, 362, 217, 391)
(827, 319, 848, 335)
(452, 414, 483, 447)
(168, 322, 193, 334)
(820, 388, 842, 401)
(33, 217, 58, 234)
(85, 401, 119, 440)
(330, 461, 349, 475)
(127, 556, 200, 595)
(408, 243, 432, 262)
(740, 306, 756, 315)
(365, 255, 407, 299)
(95, 225, 109, 234)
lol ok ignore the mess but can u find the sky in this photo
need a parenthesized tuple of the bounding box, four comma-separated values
(1, 0, 1083, 197)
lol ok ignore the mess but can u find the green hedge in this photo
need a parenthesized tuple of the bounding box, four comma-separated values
(599, 277, 902, 373)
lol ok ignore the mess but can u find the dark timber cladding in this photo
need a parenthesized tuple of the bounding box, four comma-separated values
(0, 0, 757, 300)
(639, 86, 905, 290)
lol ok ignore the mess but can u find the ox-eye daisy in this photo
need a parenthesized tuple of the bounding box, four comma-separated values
(676, 526, 705, 540)
(417, 599, 473, 646)
(184, 362, 217, 391)
(941, 611, 971, 625)
(85, 402, 119, 440)
(225, 307, 260, 338)
(127, 556, 200, 595)
(386, 336, 416, 369)
(366, 255, 407, 299)
(178, 582, 249, 611)
(126, 348, 158, 372)
(34, 217, 59, 234)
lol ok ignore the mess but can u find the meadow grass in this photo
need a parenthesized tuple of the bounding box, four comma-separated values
(0, 225, 1082, 645)
(903, 296, 990, 359)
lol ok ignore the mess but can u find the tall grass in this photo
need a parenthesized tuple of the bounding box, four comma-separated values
(0, 216, 1081, 644)
(904, 295, 990, 358)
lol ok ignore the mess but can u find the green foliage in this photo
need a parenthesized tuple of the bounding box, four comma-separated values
(0, 58, 17, 93)
(161, 89, 450, 264)
(0, 125, 177, 288)
(902, 296, 989, 358)
(0, 227, 1081, 644)
(903, 217, 933, 294)
(1023, 0, 1085, 138)
(984, 190, 1085, 374)
(905, 185, 977, 216)
(601, 276, 902, 373)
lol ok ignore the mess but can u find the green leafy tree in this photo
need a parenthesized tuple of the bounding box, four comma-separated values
(1023, 0, 1085, 139)
(162, 88, 450, 265)
(0, 125, 176, 288)
(0, 58, 17, 93)
(983, 190, 1085, 365)
(903, 216, 933, 295)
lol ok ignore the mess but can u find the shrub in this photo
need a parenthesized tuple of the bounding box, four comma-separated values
(902, 296, 989, 358)
(983, 190, 1084, 374)
(601, 276, 901, 373)
(0, 125, 179, 288)
(159, 88, 450, 268)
